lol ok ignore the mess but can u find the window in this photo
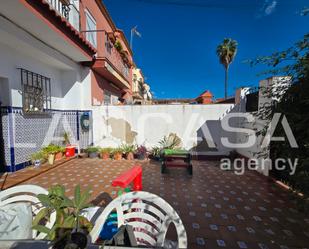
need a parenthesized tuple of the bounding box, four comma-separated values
(85, 10, 97, 48)
(19, 68, 51, 114)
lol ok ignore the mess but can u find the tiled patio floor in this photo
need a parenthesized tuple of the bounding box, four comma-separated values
(14, 158, 309, 248)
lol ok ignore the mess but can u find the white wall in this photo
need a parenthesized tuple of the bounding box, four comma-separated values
(0, 15, 92, 111)
(0, 42, 89, 110)
(92, 104, 235, 155)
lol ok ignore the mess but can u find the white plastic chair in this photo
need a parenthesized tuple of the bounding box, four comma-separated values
(0, 184, 56, 240)
(90, 191, 187, 248)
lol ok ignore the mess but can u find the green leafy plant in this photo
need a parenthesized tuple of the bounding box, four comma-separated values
(114, 40, 123, 52)
(248, 33, 309, 211)
(121, 144, 136, 154)
(111, 147, 123, 155)
(150, 146, 161, 159)
(42, 144, 64, 155)
(100, 147, 113, 154)
(100, 147, 113, 160)
(111, 147, 123, 160)
(158, 133, 182, 150)
(30, 151, 46, 161)
(60, 146, 66, 153)
(30, 151, 47, 164)
(85, 146, 100, 154)
(62, 132, 71, 146)
(32, 185, 93, 241)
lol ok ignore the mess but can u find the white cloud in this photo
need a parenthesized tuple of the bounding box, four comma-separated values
(256, 0, 278, 18)
(264, 0, 277, 15)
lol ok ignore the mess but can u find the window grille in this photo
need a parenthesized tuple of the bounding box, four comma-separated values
(18, 68, 51, 114)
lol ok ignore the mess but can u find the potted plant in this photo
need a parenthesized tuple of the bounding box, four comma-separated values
(100, 147, 112, 160)
(114, 40, 123, 52)
(150, 146, 161, 161)
(121, 144, 136, 160)
(85, 146, 100, 158)
(42, 144, 60, 165)
(55, 146, 65, 161)
(30, 151, 46, 168)
(158, 133, 182, 150)
(112, 148, 123, 160)
(32, 185, 93, 249)
(136, 145, 147, 160)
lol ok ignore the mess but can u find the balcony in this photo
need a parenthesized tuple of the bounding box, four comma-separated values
(46, 0, 80, 31)
(92, 32, 131, 90)
(104, 43, 130, 81)
(0, 0, 96, 62)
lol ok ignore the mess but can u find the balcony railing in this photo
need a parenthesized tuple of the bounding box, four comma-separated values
(46, 0, 80, 31)
(103, 33, 130, 82)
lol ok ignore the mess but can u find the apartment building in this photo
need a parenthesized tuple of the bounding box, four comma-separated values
(132, 67, 152, 104)
(0, 0, 134, 172)
(80, 0, 133, 105)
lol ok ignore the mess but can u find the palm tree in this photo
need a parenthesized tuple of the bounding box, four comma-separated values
(216, 38, 238, 99)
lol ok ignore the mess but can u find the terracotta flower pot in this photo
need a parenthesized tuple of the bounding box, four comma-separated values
(126, 152, 134, 160)
(55, 152, 63, 161)
(101, 152, 110, 160)
(114, 152, 123, 160)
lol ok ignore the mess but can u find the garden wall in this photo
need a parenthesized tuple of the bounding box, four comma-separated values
(92, 104, 236, 156)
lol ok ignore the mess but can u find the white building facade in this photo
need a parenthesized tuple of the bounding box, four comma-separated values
(0, 0, 96, 172)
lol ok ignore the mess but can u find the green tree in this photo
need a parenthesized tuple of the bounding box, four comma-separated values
(216, 38, 238, 99)
(248, 33, 309, 211)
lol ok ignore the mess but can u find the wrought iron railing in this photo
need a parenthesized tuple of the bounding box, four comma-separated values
(103, 32, 130, 81)
(46, 0, 80, 31)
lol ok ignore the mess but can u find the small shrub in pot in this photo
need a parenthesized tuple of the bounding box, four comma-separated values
(30, 151, 46, 168)
(42, 144, 63, 165)
(55, 146, 65, 161)
(150, 146, 161, 161)
(112, 148, 123, 160)
(121, 144, 136, 160)
(32, 185, 93, 249)
(85, 146, 100, 158)
(136, 145, 147, 160)
(100, 147, 112, 160)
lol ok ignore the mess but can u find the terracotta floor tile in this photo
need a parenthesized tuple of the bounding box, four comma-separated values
(3, 158, 305, 249)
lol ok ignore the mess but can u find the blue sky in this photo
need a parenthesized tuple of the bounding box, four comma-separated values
(104, 0, 308, 99)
